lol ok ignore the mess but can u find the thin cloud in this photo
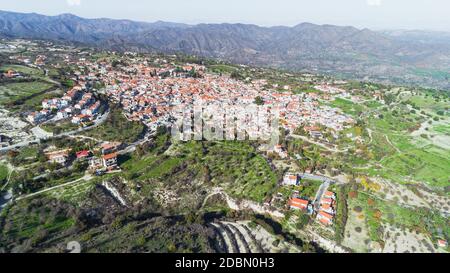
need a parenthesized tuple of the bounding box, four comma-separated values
(367, 0, 382, 6)
(67, 0, 81, 6)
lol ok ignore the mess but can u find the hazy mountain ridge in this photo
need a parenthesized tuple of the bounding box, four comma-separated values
(1, 10, 449, 89)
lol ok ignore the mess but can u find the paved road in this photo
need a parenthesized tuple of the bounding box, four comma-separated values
(299, 173, 336, 212)
(313, 181, 331, 212)
(118, 131, 157, 155)
(0, 110, 110, 152)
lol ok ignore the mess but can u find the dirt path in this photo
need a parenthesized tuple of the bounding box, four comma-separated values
(1, 161, 15, 191)
(15, 173, 93, 201)
(203, 187, 285, 219)
(289, 134, 348, 153)
(367, 128, 373, 144)
(385, 134, 401, 153)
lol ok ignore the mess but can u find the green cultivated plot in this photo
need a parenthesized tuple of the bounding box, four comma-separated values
(0, 64, 44, 77)
(433, 124, 450, 135)
(329, 98, 364, 116)
(208, 64, 238, 73)
(408, 95, 449, 114)
(0, 81, 54, 105)
(45, 181, 95, 204)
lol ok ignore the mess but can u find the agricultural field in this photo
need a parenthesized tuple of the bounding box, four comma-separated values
(406, 94, 449, 114)
(378, 142, 450, 187)
(0, 64, 44, 77)
(10, 146, 39, 165)
(45, 180, 96, 204)
(328, 97, 364, 116)
(433, 124, 450, 135)
(0, 81, 54, 105)
(345, 190, 449, 253)
(207, 64, 238, 74)
(331, 91, 450, 189)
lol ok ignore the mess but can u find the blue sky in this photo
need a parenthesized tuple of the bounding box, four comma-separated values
(1, 0, 450, 31)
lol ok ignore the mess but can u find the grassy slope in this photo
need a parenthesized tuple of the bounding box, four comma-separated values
(0, 164, 8, 186)
(331, 94, 450, 188)
(83, 106, 145, 143)
(349, 191, 449, 246)
(120, 138, 278, 203)
(0, 81, 54, 105)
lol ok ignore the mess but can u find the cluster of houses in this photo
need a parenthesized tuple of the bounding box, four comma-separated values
(88, 142, 120, 172)
(67, 55, 355, 138)
(315, 84, 368, 104)
(316, 191, 336, 226)
(27, 86, 101, 125)
(282, 172, 337, 226)
(44, 142, 120, 173)
(284, 173, 315, 214)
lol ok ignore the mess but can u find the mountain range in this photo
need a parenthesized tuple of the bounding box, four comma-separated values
(1, 10, 449, 89)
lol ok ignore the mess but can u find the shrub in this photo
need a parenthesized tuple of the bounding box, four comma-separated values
(348, 191, 358, 199)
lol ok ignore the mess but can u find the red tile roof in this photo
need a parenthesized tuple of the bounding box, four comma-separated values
(102, 152, 118, 160)
(289, 198, 309, 209)
(76, 150, 90, 158)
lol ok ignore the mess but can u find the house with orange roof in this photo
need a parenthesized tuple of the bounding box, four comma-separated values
(323, 191, 336, 199)
(71, 114, 89, 124)
(320, 197, 334, 205)
(283, 173, 300, 186)
(288, 198, 309, 211)
(317, 211, 333, 226)
(102, 152, 118, 169)
(101, 142, 121, 155)
(320, 203, 335, 215)
(46, 149, 70, 165)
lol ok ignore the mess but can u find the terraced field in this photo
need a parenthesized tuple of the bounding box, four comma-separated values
(210, 221, 300, 253)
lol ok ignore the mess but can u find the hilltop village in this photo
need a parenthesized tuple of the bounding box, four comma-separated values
(0, 39, 449, 254)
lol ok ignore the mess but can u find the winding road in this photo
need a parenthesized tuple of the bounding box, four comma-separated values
(0, 110, 110, 153)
